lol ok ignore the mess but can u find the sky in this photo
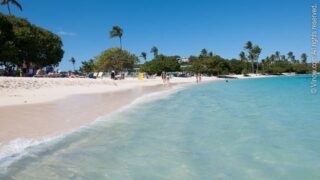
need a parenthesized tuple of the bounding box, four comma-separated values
(0, 0, 318, 70)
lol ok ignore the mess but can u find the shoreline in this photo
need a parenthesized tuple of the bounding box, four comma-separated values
(0, 77, 217, 107)
(0, 77, 217, 146)
(0, 74, 283, 156)
(0, 74, 289, 167)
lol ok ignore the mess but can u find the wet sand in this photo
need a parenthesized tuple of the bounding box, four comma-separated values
(0, 84, 174, 145)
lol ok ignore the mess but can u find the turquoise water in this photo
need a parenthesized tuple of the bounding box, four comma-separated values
(1, 76, 320, 179)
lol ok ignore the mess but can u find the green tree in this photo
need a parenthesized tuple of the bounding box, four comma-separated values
(287, 51, 295, 63)
(140, 55, 180, 75)
(109, 26, 123, 49)
(200, 48, 208, 57)
(140, 52, 147, 62)
(229, 59, 245, 74)
(95, 47, 139, 72)
(275, 51, 280, 61)
(239, 51, 246, 62)
(0, 13, 15, 67)
(189, 55, 230, 75)
(301, 53, 307, 64)
(70, 57, 76, 71)
(292, 63, 310, 74)
(244, 41, 253, 51)
(0, 0, 22, 15)
(243, 41, 262, 74)
(191, 60, 206, 73)
(188, 56, 199, 64)
(239, 51, 248, 74)
(252, 45, 262, 73)
(80, 59, 96, 73)
(244, 41, 262, 74)
(292, 56, 296, 64)
(244, 41, 254, 73)
(0, 13, 64, 70)
(150, 46, 158, 58)
(205, 55, 230, 75)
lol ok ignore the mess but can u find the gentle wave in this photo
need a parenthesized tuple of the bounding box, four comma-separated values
(0, 84, 188, 171)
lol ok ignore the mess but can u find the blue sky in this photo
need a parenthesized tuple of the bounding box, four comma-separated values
(0, 0, 318, 70)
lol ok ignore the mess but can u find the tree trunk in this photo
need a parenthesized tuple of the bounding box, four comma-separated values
(119, 37, 122, 50)
(7, 4, 11, 15)
(251, 60, 254, 74)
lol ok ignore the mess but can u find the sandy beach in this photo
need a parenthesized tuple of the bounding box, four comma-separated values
(0, 76, 217, 145)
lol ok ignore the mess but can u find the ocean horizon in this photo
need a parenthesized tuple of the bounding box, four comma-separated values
(1, 76, 320, 179)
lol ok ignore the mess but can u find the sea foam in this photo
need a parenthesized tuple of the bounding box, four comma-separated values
(0, 84, 187, 171)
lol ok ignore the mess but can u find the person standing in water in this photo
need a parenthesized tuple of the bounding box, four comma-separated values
(196, 73, 202, 83)
(166, 73, 170, 84)
(161, 72, 167, 84)
(196, 73, 199, 83)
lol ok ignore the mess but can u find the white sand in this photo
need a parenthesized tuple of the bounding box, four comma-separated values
(0, 76, 217, 107)
(0, 76, 218, 144)
(0, 75, 277, 145)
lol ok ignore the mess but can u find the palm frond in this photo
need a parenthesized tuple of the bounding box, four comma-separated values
(109, 26, 123, 38)
(0, 0, 9, 5)
(11, 0, 22, 11)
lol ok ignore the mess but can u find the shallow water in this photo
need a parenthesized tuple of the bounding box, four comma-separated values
(1, 76, 320, 179)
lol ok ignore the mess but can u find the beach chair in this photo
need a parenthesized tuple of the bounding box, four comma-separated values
(97, 72, 103, 78)
(93, 72, 98, 78)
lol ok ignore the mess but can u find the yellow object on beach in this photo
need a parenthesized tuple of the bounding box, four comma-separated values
(138, 72, 143, 80)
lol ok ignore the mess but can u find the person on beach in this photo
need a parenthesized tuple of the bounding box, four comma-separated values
(22, 62, 27, 76)
(161, 72, 167, 84)
(36, 69, 45, 77)
(111, 71, 115, 80)
(196, 73, 201, 83)
(196, 74, 198, 83)
(121, 72, 125, 80)
(196, 73, 202, 83)
(166, 73, 170, 84)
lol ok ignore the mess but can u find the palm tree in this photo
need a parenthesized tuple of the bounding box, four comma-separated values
(270, 54, 276, 64)
(239, 51, 247, 62)
(275, 51, 280, 61)
(287, 51, 294, 63)
(244, 41, 262, 74)
(140, 52, 147, 62)
(301, 53, 307, 64)
(209, 52, 213, 57)
(110, 26, 123, 49)
(248, 53, 255, 73)
(280, 55, 286, 61)
(239, 51, 248, 74)
(1, 0, 22, 15)
(244, 41, 253, 51)
(244, 41, 254, 73)
(150, 46, 158, 58)
(261, 59, 266, 73)
(265, 56, 271, 70)
(252, 45, 262, 73)
(70, 57, 76, 71)
(291, 56, 296, 64)
(200, 48, 208, 57)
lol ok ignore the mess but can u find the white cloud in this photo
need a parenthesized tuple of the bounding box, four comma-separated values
(57, 31, 76, 36)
